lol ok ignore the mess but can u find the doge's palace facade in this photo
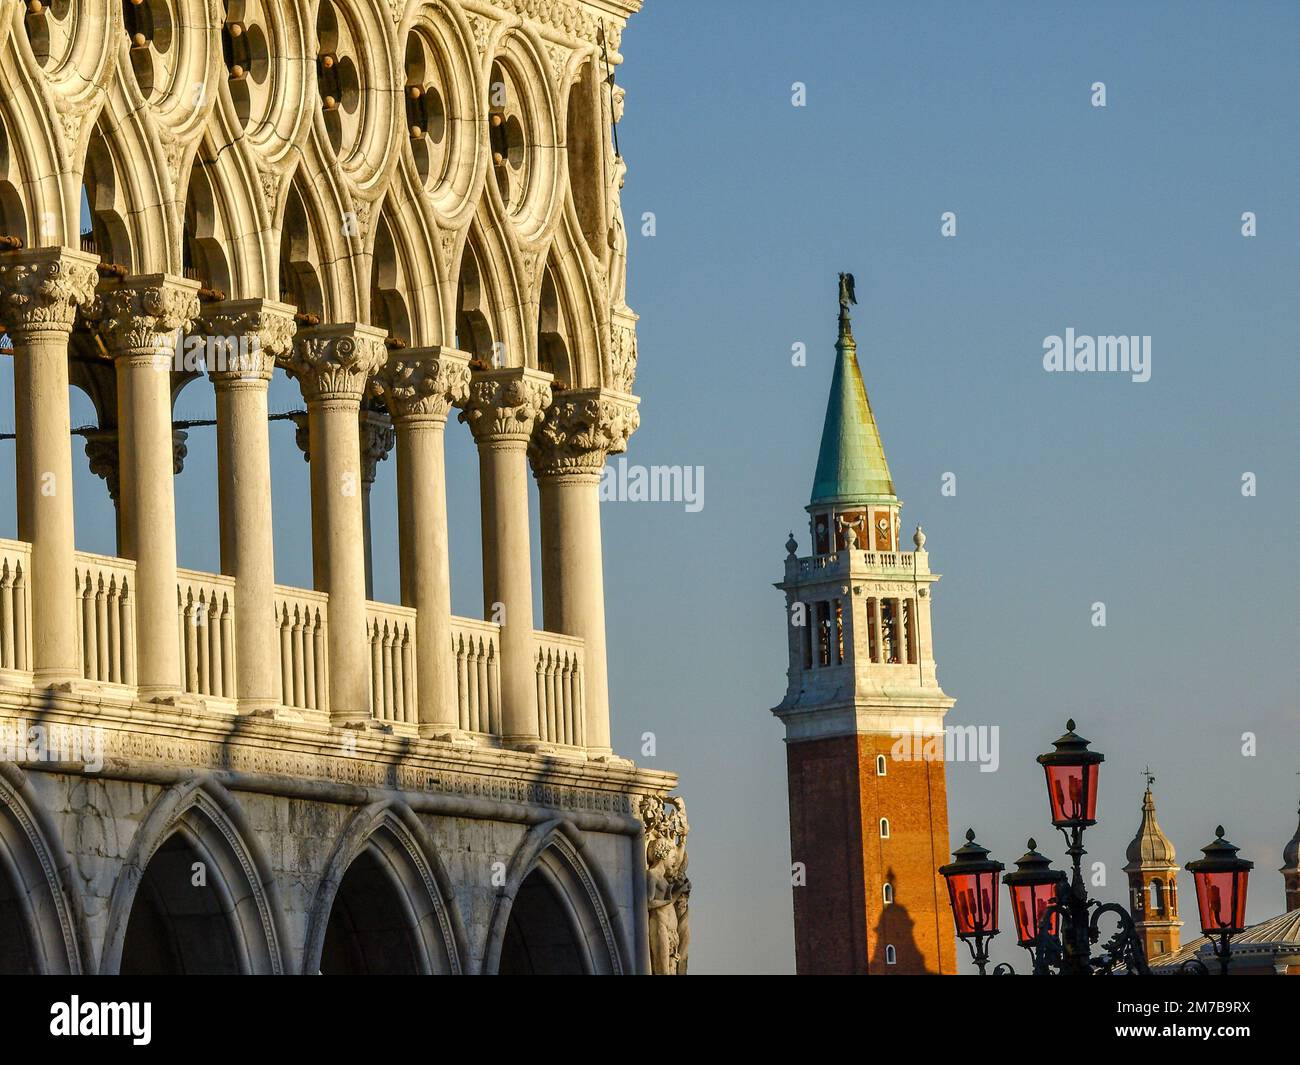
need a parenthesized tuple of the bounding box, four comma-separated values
(0, 0, 687, 975)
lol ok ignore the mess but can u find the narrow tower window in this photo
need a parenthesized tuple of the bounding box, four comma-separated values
(832, 597, 844, 664)
(876, 753, 887, 776)
(904, 598, 918, 664)
(816, 601, 831, 667)
(882, 883, 894, 905)
(879, 817, 890, 838)
(884, 944, 897, 965)
(800, 608, 813, 670)
(866, 597, 879, 662)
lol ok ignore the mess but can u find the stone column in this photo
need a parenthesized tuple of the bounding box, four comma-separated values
(96, 275, 200, 700)
(201, 299, 296, 712)
(529, 389, 638, 756)
(358, 406, 395, 600)
(0, 248, 99, 685)
(371, 347, 471, 737)
(281, 323, 387, 725)
(458, 367, 552, 745)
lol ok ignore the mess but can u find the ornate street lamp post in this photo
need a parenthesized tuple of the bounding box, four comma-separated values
(941, 719, 1249, 975)
(1184, 827, 1253, 976)
(938, 830, 1005, 975)
(1003, 840, 1066, 969)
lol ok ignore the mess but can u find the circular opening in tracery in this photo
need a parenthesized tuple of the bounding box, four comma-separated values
(221, 4, 272, 130)
(22, 0, 75, 69)
(316, 0, 364, 159)
(121, 0, 175, 101)
(488, 60, 532, 214)
(404, 32, 452, 189)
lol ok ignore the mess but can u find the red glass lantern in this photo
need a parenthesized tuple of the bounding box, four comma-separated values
(939, 829, 1004, 938)
(1036, 719, 1104, 828)
(1003, 839, 1068, 948)
(1186, 826, 1253, 936)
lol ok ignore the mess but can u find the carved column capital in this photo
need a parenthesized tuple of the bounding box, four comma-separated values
(92, 274, 201, 360)
(290, 411, 310, 462)
(370, 346, 472, 423)
(172, 429, 189, 475)
(0, 247, 99, 337)
(529, 388, 639, 480)
(83, 430, 121, 503)
(83, 427, 188, 496)
(197, 298, 297, 383)
(359, 408, 395, 485)
(457, 366, 553, 446)
(281, 323, 387, 403)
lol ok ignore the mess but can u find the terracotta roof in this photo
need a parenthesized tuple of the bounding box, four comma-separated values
(1149, 908, 1300, 973)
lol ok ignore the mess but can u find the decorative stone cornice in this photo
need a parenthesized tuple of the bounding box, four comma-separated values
(529, 388, 639, 479)
(93, 275, 201, 358)
(0, 247, 99, 336)
(457, 366, 553, 445)
(281, 323, 388, 403)
(198, 298, 297, 383)
(370, 346, 472, 423)
(490, 0, 627, 48)
(359, 408, 396, 485)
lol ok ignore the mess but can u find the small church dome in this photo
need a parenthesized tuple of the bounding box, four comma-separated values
(1283, 805, 1300, 873)
(1124, 786, 1178, 869)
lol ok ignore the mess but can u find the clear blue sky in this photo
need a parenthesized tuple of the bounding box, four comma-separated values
(602, 0, 1298, 973)
(1, 0, 1295, 975)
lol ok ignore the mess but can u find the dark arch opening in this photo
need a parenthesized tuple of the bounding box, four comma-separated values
(498, 867, 585, 975)
(454, 238, 494, 361)
(319, 848, 421, 975)
(278, 179, 325, 319)
(0, 858, 36, 974)
(120, 833, 242, 975)
(537, 262, 573, 385)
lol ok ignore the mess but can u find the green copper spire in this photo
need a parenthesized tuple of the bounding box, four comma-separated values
(810, 276, 897, 507)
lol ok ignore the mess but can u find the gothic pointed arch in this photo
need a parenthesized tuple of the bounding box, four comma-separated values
(184, 133, 272, 301)
(454, 219, 510, 362)
(82, 100, 171, 273)
(277, 168, 330, 321)
(302, 799, 467, 975)
(276, 151, 364, 322)
(183, 146, 237, 301)
(370, 183, 441, 347)
(0, 764, 89, 974)
(538, 225, 601, 389)
(99, 778, 288, 975)
(483, 818, 628, 975)
(0, 109, 30, 248)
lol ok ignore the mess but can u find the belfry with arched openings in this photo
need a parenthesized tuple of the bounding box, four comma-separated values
(0, 0, 687, 975)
